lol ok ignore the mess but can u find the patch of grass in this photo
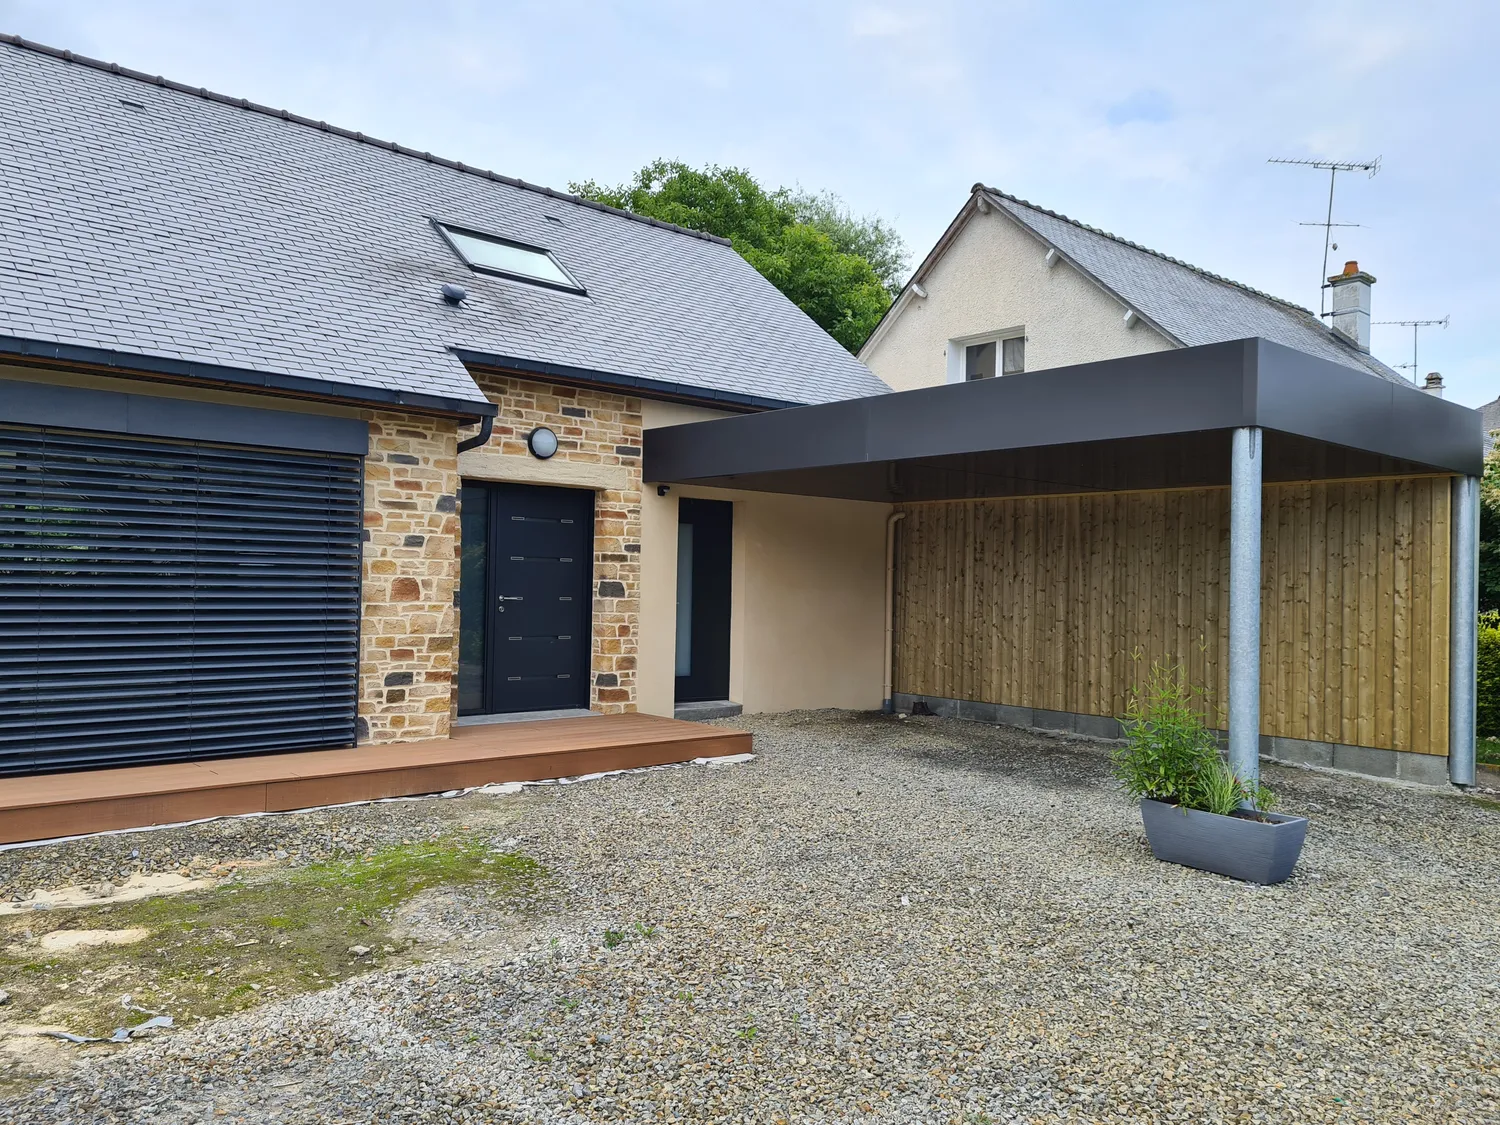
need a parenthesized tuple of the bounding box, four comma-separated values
(0, 839, 547, 1040)
(633, 921, 657, 938)
(603, 929, 626, 949)
(1476, 737, 1500, 768)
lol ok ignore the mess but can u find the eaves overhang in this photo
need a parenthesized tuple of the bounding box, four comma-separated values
(644, 339, 1483, 503)
(451, 348, 803, 413)
(0, 335, 499, 422)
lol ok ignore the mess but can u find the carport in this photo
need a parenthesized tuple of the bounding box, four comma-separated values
(644, 339, 1485, 786)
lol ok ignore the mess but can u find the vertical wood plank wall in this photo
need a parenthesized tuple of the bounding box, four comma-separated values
(892, 478, 1451, 755)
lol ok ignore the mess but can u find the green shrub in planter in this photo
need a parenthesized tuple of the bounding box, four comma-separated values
(1112, 661, 1274, 814)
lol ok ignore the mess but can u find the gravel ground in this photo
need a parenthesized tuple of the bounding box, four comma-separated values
(2, 711, 1497, 1124)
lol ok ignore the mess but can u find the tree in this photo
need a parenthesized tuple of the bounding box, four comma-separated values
(570, 161, 904, 354)
(790, 189, 908, 297)
(1480, 440, 1500, 613)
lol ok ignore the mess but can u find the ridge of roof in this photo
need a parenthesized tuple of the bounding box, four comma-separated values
(973, 184, 1318, 319)
(0, 33, 733, 249)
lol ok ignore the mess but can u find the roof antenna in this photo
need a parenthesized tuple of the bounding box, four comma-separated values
(1372, 316, 1449, 385)
(1268, 156, 1381, 317)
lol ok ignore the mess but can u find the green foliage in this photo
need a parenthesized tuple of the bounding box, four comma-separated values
(1194, 755, 1244, 817)
(1480, 445, 1500, 612)
(1477, 611, 1500, 738)
(1112, 661, 1276, 815)
(571, 160, 898, 353)
(603, 929, 626, 948)
(789, 189, 909, 296)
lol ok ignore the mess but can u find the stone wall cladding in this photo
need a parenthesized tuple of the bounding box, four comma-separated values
(470, 373, 643, 713)
(359, 411, 460, 743)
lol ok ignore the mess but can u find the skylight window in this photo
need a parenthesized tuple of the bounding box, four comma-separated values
(435, 222, 583, 292)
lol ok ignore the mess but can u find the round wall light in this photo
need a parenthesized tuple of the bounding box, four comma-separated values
(527, 426, 559, 460)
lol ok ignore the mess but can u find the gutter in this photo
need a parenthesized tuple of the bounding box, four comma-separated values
(0, 336, 498, 422)
(451, 348, 804, 413)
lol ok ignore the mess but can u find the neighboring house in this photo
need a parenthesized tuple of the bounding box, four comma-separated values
(1479, 394, 1500, 452)
(0, 36, 893, 782)
(859, 184, 1407, 391)
(0, 36, 1484, 834)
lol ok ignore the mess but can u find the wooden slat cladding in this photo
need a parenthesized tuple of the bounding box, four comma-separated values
(892, 479, 1452, 755)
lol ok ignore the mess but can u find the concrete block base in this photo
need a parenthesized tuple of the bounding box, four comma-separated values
(673, 700, 744, 721)
(893, 692, 1456, 787)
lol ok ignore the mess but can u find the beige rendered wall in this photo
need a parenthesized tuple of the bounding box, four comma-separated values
(860, 209, 1174, 392)
(639, 401, 890, 717)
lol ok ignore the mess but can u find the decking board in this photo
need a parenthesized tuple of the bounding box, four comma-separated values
(0, 714, 748, 845)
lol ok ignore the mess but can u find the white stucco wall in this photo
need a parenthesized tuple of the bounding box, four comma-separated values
(639, 400, 888, 718)
(861, 208, 1175, 392)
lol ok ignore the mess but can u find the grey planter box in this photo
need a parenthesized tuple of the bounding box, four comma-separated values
(1140, 799, 1308, 885)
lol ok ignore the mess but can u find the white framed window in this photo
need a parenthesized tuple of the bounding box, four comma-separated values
(434, 221, 585, 293)
(946, 328, 1026, 383)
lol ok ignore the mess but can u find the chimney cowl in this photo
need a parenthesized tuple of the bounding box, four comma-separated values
(1327, 260, 1375, 353)
(1327, 260, 1377, 286)
(1422, 372, 1444, 398)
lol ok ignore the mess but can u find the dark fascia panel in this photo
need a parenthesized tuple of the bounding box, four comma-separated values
(644, 338, 1484, 492)
(1252, 339, 1481, 474)
(451, 348, 801, 414)
(0, 336, 499, 421)
(0, 376, 370, 456)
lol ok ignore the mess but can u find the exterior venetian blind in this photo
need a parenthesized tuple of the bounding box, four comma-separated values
(0, 425, 363, 775)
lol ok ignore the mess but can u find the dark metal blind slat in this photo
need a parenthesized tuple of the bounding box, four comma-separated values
(0, 424, 362, 774)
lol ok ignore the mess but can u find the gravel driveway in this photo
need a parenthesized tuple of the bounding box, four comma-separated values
(3, 711, 1497, 1124)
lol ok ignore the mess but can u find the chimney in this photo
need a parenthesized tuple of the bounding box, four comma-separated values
(1327, 260, 1375, 353)
(1422, 372, 1444, 398)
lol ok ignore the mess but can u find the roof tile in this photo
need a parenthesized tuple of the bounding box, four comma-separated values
(0, 39, 887, 409)
(979, 187, 1408, 385)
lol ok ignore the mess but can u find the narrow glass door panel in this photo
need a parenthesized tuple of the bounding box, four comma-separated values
(457, 484, 489, 715)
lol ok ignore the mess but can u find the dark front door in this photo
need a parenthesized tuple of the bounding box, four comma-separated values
(674, 498, 732, 704)
(458, 482, 593, 716)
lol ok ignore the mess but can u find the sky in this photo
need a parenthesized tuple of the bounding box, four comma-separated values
(4, 0, 1495, 405)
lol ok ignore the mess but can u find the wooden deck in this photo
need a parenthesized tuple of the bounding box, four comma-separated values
(0, 713, 750, 846)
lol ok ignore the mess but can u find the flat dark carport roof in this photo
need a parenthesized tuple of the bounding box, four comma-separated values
(643, 339, 1483, 500)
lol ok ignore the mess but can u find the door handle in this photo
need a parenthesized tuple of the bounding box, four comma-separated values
(497, 595, 524, 613)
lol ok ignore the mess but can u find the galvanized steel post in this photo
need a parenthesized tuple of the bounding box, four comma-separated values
(1449, 474, 1479, 787)
(1228, 427, 1262, 790)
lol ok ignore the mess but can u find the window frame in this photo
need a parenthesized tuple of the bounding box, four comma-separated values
(946, 326, 1027, 384)
(432, 219, 587, 295)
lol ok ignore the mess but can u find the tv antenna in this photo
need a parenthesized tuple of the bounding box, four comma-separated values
(1268, 156, 1381, 316)
(1372, 316, 1449, 384)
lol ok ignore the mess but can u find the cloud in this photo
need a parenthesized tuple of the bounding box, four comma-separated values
(1104, 88, 1175, 127)
(849, 6, 928, 38)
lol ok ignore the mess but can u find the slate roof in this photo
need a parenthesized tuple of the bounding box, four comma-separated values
(0, 37, 888, 414)
(954, 187, 1406, 384)
(1479, 395, 1500, 450)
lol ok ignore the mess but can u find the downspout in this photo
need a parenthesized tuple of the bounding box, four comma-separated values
(883, 510, 907, 713)
(1450, 474, 1479, 787)
(456, 414, 493, 453)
